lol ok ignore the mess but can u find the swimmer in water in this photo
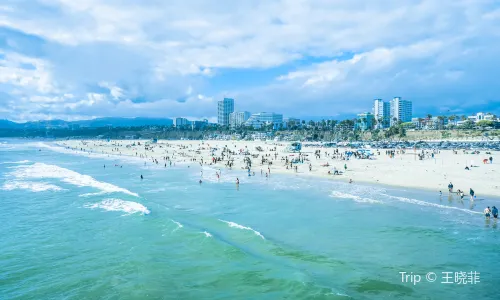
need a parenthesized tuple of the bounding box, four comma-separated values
(140, 175, 143, 180)
(349, 179, 353, 184)
(236, 178, 239, 185)
(199, 180, 202, 184)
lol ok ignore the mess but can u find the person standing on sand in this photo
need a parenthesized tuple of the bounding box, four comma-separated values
(344, 164, 347, 171)
(448, 182, 454, 193)
(490, 156, 493, 164)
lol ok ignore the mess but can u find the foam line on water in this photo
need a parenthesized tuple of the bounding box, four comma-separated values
(79, 191, 108, 197)
(202, 231, 212, 238)
(382, 194, 483, 215)
(219, 219, 265, 239)
(37, 142, 150, 165)
(10, 162, 139, 197)
(84, 198, 150, 215)
(171, 220, 183, 232)
(330, 191, 383, 204)
(0, 160, 30, 164)
(1, 180, 64, 192)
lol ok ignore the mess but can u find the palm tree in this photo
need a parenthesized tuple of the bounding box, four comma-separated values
(437, 116, 445, 130)
(377, 117, 383, 129)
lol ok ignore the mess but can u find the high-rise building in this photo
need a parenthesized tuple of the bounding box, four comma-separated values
(244, 112, 283, 130)
(373, 99, 390, 128)
(390, 97, 412, 125)
(229, 111, 251, 127)
(217, 98, 234, 126)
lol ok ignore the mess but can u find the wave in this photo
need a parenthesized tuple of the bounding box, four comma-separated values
(171, 220, 183, 232)
(10, 162, 139, 197)
(331, 191, 383, 204)
(1, 180, 64, 192)
(37, 142, 146, 165)
(219, 219, 265, 239)
(0, 160, 30, 164)
(84, 198, 150, 215)
(382, 194, 483, 215)
(79, 191, 108, 197)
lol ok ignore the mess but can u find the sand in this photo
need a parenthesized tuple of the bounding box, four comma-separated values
(55, 139, 500, 197)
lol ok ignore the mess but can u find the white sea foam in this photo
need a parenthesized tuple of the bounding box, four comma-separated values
(78, 191, 108, 197)
(382, 194, 483, 215)
(171, 220, 183, 230)
(84, 198, 150, 215)
(0, 160, 30, 164)
(219, 219, 265, 239)
(10, 162, 139, 197)
(36, 142, 146, 165)
(202, 231, 212, 238)
(1, 180, 63, 192)
(330, 191, 383, 204)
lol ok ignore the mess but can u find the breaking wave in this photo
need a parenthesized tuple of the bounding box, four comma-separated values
(219, 219, 265, 239)
(331, 191, 383, 204)
(84, 198, 150, 215)
(1, 181, 63, 192)
(10, 162, 139, 197)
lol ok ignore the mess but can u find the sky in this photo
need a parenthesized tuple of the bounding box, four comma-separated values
(1, 0, 500, 122)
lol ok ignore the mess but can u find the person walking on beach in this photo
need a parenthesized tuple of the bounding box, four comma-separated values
(344, 164, 347, 171)
(492, 206, 498, 219)
(484, 206, 491, 218)
(490, 156, 493, 164)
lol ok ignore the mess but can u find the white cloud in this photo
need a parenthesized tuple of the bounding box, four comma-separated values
(98, 81, 125, 100)
(0, 0, 499, 121)
(0, 51, 57, 94)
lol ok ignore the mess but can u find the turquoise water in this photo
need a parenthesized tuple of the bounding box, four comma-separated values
(1, 139, 499, 300)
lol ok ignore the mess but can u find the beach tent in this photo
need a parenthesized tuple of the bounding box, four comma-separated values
(286, 142, 302, 152)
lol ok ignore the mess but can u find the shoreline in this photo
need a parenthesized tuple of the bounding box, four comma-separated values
(49, 139, 500, 198)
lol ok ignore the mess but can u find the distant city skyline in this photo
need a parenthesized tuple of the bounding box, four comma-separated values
(1, 1, 499, 122)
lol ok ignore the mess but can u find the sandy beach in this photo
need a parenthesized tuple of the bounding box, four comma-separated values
(55, 139, 500, 197)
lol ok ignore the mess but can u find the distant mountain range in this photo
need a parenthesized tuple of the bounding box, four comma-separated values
(0, 118, 175, 129)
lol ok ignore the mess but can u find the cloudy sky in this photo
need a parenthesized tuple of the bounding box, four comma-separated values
(1, 0, 499, 122)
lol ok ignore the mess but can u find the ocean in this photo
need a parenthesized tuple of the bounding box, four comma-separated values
(1, 139, 499, 299)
